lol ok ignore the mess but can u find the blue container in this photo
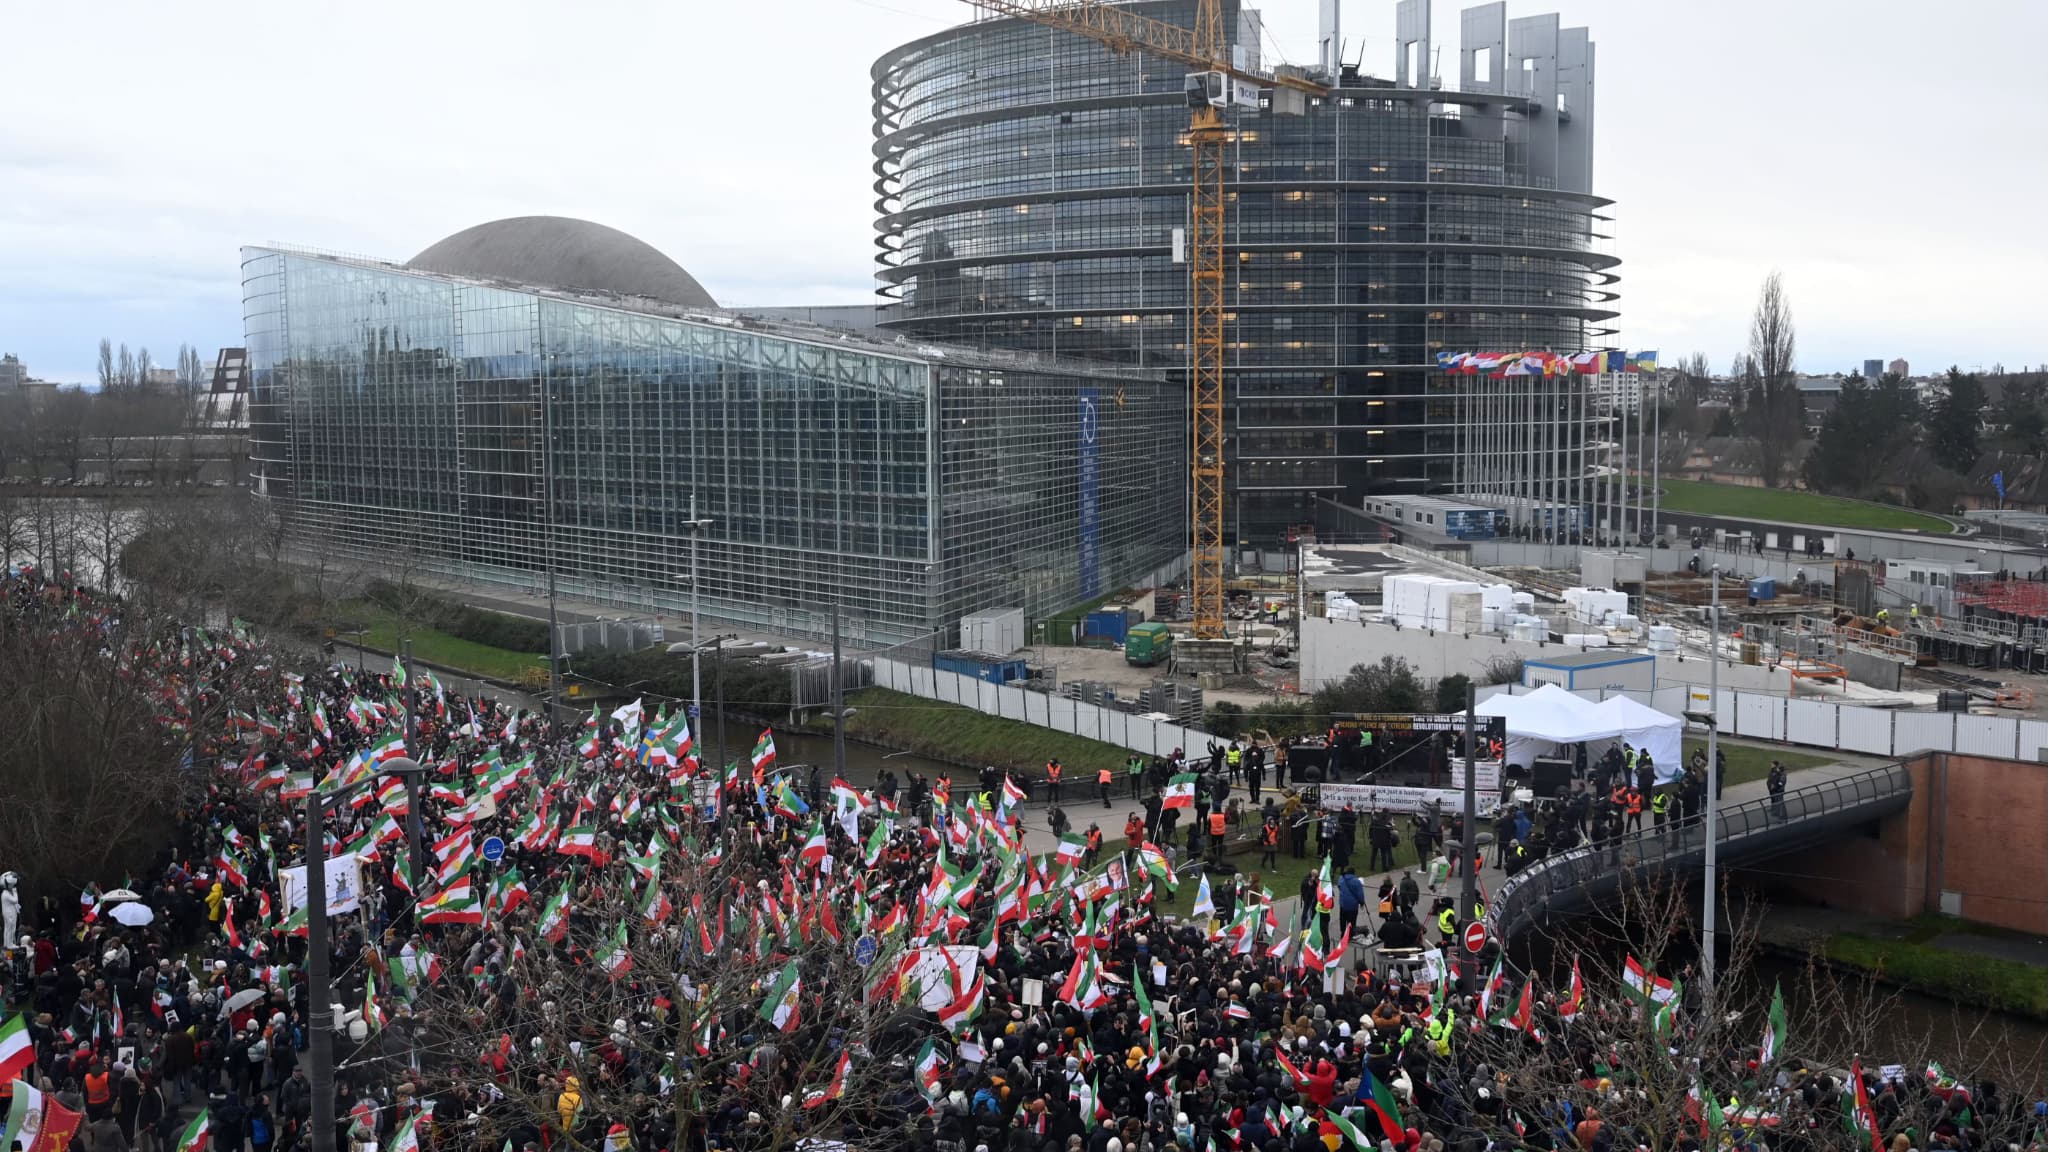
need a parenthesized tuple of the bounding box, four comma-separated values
(1082, 607, 1135, 644)
(934, 650, 1028, 684)
(1748, 577, 1776, 601)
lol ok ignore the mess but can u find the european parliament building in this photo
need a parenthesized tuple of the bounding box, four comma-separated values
(243, 218, 1185, 646)
(872, 0, 1618, 543)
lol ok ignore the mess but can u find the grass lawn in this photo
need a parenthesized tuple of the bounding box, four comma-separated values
(835, 687, 1131, 778)
(1824, 916, 2048, 1019)
(1100, 833, 1432, 920)
(1655, 477, 1955, 533)
(1682, 738, 1833, 788)
(342, 603, 549, 683)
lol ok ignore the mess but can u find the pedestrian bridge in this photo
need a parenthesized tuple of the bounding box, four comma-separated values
(1488, 762, 1915, 940)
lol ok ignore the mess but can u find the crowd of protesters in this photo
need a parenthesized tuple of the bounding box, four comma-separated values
(4, 566, 2046, 1152)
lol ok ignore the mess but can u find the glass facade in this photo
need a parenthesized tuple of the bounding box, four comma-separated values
(872, 0, 1619, 545)
(245, 248, 1185, 646)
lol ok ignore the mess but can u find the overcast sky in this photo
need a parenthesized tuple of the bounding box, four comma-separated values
(4, 0, 2042, 384)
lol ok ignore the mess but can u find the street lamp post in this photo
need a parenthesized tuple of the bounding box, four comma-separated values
(305, 758, 426, 1152)
(1702, 568, 1722, 1003)
(682, 500, 713, 732)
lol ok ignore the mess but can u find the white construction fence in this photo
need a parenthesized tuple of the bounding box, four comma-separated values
(869, 657, 1211, 761)
(869, 654, 2048, 769)
(1477, 682, 2048, 764)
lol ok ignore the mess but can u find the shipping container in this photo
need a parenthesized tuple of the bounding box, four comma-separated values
(933, 650, 1029, 684)
(1125, 622, 1175, 666)
(1082, 606, 1139, 645)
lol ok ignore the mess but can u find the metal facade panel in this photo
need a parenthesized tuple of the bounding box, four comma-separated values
(1957, 714, 2020, 759)
(1786, 699, 1839, 749)
(1893, 712, 1958, 757)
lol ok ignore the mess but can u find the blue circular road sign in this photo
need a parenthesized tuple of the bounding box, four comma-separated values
(481, 836, 506, 863)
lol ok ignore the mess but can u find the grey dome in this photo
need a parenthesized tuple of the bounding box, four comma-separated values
(407, 216, 716, 308)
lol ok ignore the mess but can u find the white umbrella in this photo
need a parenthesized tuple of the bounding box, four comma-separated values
(99, 889, 143, 904)
(225, 987, 268, 1011)
(109, 903, 154, 927)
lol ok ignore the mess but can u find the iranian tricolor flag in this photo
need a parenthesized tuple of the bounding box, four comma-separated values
(386, 1115, 420, 1152)
(798, 820, 829, 868)
(1558, 957, 1585, 1021)
(172, 1114, 209, 1152)
(1759, 980, 1788, 1065)
(1503, 979, 1538, 1037)
(1054, 833, 1087, 868)
(599, 924, 634, 977)
(758, 961, 802, 1032)
(0, 1014, 34, 1084)
(421, 874, 484, 925)
(751, 729, 777, 773)
(537, 884, 573, 943)
(557, 825, 602, 861)
(1161, 772, 1197, 810)
(936, 972, 986, 1032)
(1478, 957, 1507, 1021)
(252, 765, 288, 793)
(1301, 922, 1349, 974)
(913, 1039, 948, 1102)
(1623, 954, 1676, 1004)
(281, 773, 316, 802)
(4, 1079, 43, 1152)
(1059, 949, 1111, 1012)
(311, 701, 332, 741)
(640, 875, 673, 926)
(1314, 856, 1336, 915)
(489, 868, 530, 917)
(578, 707, 603, 758)
(802, 1050, 852, 1109)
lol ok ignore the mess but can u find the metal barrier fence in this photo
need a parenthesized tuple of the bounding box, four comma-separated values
(1488, 761, 1915, 940)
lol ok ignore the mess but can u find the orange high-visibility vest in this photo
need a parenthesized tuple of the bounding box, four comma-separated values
(1209, 812, 1227, 837)
(1097, 768, 1112, 785)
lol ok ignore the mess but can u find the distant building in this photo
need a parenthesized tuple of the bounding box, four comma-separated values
(1589, 371, 1647, 415)
(0, 354, 24, 389)
(1794, 374, 1845, 430)
(244, 218, 1186, 646)
(193, 347, 249, 429)
(1889, 357, 1910, 378)
(1862, 358, 1883, 380)
(144, 367, 179, 391)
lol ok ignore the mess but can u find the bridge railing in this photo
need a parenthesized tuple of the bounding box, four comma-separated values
(1488, 761, 1914, 939)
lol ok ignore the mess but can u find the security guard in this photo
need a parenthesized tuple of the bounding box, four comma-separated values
(1624, 785, 1645, 833)
(1097, 764, 1113, 808)
(1224, 742, 1243, 784)
(1428, 1009, 1456, 1055)
(1651, 787, 1671, 832)
(1207, 807, 1228, 863)
(1045, 758, 1063, 803)
(1437, 904, 1459, 944)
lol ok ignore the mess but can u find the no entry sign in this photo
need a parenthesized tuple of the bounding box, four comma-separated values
(1463, 921, 1488, 954)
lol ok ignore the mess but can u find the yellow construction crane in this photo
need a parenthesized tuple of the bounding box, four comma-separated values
(955, 0, 1327, 640)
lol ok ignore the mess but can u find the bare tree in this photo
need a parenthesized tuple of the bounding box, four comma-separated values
(136, 346, 155, 393)
(97, 339, 115, 394)
(117, 344, 136, 394)
(1744, 271, 1801, 487)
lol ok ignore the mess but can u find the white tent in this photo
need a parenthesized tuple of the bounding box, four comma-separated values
(1586, 694, 1684, 784)
(1471, 684, 1683, 785)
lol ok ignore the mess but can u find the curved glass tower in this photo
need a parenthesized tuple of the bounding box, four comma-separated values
(873, 0, 1618, 545)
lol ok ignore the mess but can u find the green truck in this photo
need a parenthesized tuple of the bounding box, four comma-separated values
(1124, 621, 1174, 666)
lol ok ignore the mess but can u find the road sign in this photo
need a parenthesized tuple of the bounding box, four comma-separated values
(687, 705, 701, 719)
(1463, 922, 1488, 955)
(481, 836, 506, 864)
(852, 935, 879, 967)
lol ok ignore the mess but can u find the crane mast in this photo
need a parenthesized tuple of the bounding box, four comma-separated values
(956, 0, 1326, 642)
